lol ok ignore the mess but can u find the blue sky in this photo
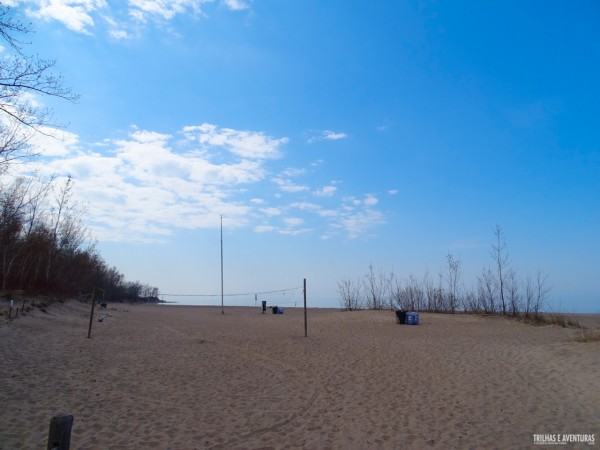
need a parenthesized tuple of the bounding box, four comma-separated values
(7, 0, 599, 311)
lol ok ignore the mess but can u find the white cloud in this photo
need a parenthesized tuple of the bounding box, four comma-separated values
(128, 0, 209, 22)
(15, 0, 249, 36)
(317, 195, 385, 239)
(290, 201, 320, 212)
(17, 122, 385, 242)
(30, 127, 81, 157)
(255, 224, 276, 233)
(283, 217, 303, 227)
(318, 209, 338, 218)
(185, 123, 288, 160)
(259, 207, 281, 217)
(339, 209, 385, 239)
(388, 189, 398, 195)
(272, 177, 309, 193)
(363, 194, 378, 206)
(323, 130, 347, 140)
(108, 28, 129, 40)
(222, 0, 248, 10)
(314, 185, 336, 197)
(20, 123, 288, 242)
(280, 167, 305, 177)
(308, 130, 348, 143)
(25, 0, 107, 34)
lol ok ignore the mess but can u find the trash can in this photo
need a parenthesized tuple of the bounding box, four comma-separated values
(395, 310, 407, 324)
(406, 312, 419, 325)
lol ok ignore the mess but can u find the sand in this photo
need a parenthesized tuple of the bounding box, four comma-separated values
(0, 301, 598, 449)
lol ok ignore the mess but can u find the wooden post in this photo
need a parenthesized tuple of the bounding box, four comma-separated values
(47, 414, 74, 450)
(87, 288, 97, 339)
(303, 278, 307, 337)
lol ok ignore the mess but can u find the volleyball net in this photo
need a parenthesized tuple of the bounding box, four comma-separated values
(159, 286, 304, 307)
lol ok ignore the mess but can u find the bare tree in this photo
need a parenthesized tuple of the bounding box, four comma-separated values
(0, 178, 29, 291)
(477, 266, 497, 314)
(0, 5, 78, 172)
(445, 253, 462, 313)
(337, 278, 363, 311)
(523, 270, 550, 318)
(45, 176, 75, 282)
(423, 268, 435, 311)
(463, 286, 480, 313)
(396, 274, 425, 311)
(0, 175, 158, 299)
(491, 225, 510, 315)
(534, 269, 550, 315)
(392, 276, 415, 311)
(364, 262, 387, 309)
(506, 270, 521, 316)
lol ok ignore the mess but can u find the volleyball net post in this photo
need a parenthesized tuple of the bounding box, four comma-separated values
(304, 278, 307, 338)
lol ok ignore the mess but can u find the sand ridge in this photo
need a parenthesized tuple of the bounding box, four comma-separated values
(0, 302, 598, 449)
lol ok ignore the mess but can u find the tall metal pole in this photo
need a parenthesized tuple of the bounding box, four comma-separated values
(220, 215, 224, 314)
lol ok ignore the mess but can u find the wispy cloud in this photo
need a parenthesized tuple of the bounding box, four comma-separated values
(259, 207, 281, 217)
(272, 177, 309, 193)
(24, 0, 107, 34)
(308, 130, 348, 143)
(222, 0, 249, 11)
(184, 123, 287, 160)
(128, 0, 209, 22)
(14, 0, 249, 36)
(313, 185, 336, 197)
(338, 208, 385, 239)
(17, 123, 385, 242)
(322, 130, 347, 140)
(325, 194, 385, 239)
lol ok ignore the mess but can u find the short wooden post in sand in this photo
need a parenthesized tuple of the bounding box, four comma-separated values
(87, 288, 97, 339)
(87, 286, 107, 338)
(303, 278, 307, 338)
(47, 414, 74, 450)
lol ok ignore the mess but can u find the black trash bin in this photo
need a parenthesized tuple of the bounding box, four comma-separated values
(395, 310, 407, 324)
(272, 306, 278, 314)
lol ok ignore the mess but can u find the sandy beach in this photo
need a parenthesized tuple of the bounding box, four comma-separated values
(0, 301, 598, 449)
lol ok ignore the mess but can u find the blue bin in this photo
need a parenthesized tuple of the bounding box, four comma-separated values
(406, 312, 419, 325)
(277, 307, 284, 314)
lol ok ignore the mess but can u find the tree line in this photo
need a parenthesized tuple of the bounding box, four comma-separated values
(0, 175, 159, 301)
(338, 225, 550, 318)
(0, 5, 158, 303)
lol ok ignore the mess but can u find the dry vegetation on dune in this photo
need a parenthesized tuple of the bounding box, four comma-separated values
(574, 327, 600, 343)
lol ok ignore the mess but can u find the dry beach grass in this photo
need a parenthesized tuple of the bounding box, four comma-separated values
(0, 302, 598, 449)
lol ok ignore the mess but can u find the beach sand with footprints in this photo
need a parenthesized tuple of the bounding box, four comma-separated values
(1, 301, 598, 449)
